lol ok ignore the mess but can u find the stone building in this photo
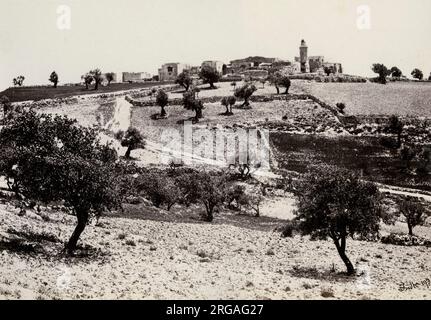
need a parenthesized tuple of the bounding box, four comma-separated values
(122, 72, 152, 82)
(294, 39, 343, 74)
(158, 63, 191, 82)
(201, 61, 225, 75)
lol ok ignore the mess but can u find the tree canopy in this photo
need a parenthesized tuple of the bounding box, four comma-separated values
(0, 110, 125, 253)
(199, 66, 220, 89)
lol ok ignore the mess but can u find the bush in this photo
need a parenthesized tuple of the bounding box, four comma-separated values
(136, 171, 180, 211)
(381, 233, 431, 247)
(280, 219, 299, 238)
(379, 136, 399, 149)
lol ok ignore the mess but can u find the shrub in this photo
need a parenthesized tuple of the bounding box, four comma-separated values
(381, 233, 431, 247)
(321, 288, 335, 298)
(385, 115, 404, 148)
(399, 146, 416, 170)
(125, 239, 136, 246)
(136, 171, 180, 211)
(379, 136, 399, 149)
(294, 165, 383, 275)
(280, 219, 299, 238)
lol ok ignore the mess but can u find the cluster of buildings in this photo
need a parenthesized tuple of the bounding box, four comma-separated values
(98, 40, 343, 84)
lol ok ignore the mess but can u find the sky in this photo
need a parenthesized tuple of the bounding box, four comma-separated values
(1, 0, 431, 90)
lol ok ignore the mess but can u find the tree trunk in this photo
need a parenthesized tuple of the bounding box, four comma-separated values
(397, 133, 402, 148)
(160, 106, 166, 117)
(332, 235, 355, 275)
(225, 105, 230, 114)
(229, 105, 234, 114)
(54, 82, 58, 88)
(204, 203, 214, 222)
(85, 83, 89, 90)
(95, 81, 99, 90)
(408, 222, 413, 236)
(285, 87, 289, 94)
(276, 86, 280, 94)
(66, 208, 89, 254)
(125, 146, 132, 159)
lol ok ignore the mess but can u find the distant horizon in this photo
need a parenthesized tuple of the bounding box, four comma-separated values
(1, 0, 431, 91)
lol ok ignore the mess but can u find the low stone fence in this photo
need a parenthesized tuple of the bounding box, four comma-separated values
(126, 92, 341, 118)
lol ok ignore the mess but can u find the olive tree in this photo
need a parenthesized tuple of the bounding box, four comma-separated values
(294, 165, 383, 275)
(156, 89, 169, 117)
(199, 65, 220, 89)
(176, 70, 193, 91)
(183, 89, 203, 121)
(0, 110, 125, 254)
(13, 76, 25, 87)
(90, 68, 103, 90)
(196, 171, 228, 222)
(82, 74, 93, 90)
(372, 63, 389, 84)
(398, 198, 429, 236)
(105, 72, 115, 85)
(390, 67, 402, 79)
(118, 127, 145, 159)
(411, 68, 424, 80)
(49, 71, 59, 88)
(234, 83, 257, 108)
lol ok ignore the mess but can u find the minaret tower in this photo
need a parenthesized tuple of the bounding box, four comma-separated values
(299, 39, 309, 73)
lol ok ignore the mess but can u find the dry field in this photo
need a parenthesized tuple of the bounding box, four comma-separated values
(297, 81, 431, 117)
(0, 202, 430, 300)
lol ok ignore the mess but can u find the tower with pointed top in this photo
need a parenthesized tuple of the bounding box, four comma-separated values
(299, 39, 309, 73)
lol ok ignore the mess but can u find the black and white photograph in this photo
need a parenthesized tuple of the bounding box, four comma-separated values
(0, 0, 430, 304)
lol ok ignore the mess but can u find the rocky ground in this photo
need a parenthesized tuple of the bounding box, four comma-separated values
(0, 201, 430, 300)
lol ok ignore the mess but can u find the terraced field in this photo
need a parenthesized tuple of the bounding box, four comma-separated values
(297, 81, 431, 117)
